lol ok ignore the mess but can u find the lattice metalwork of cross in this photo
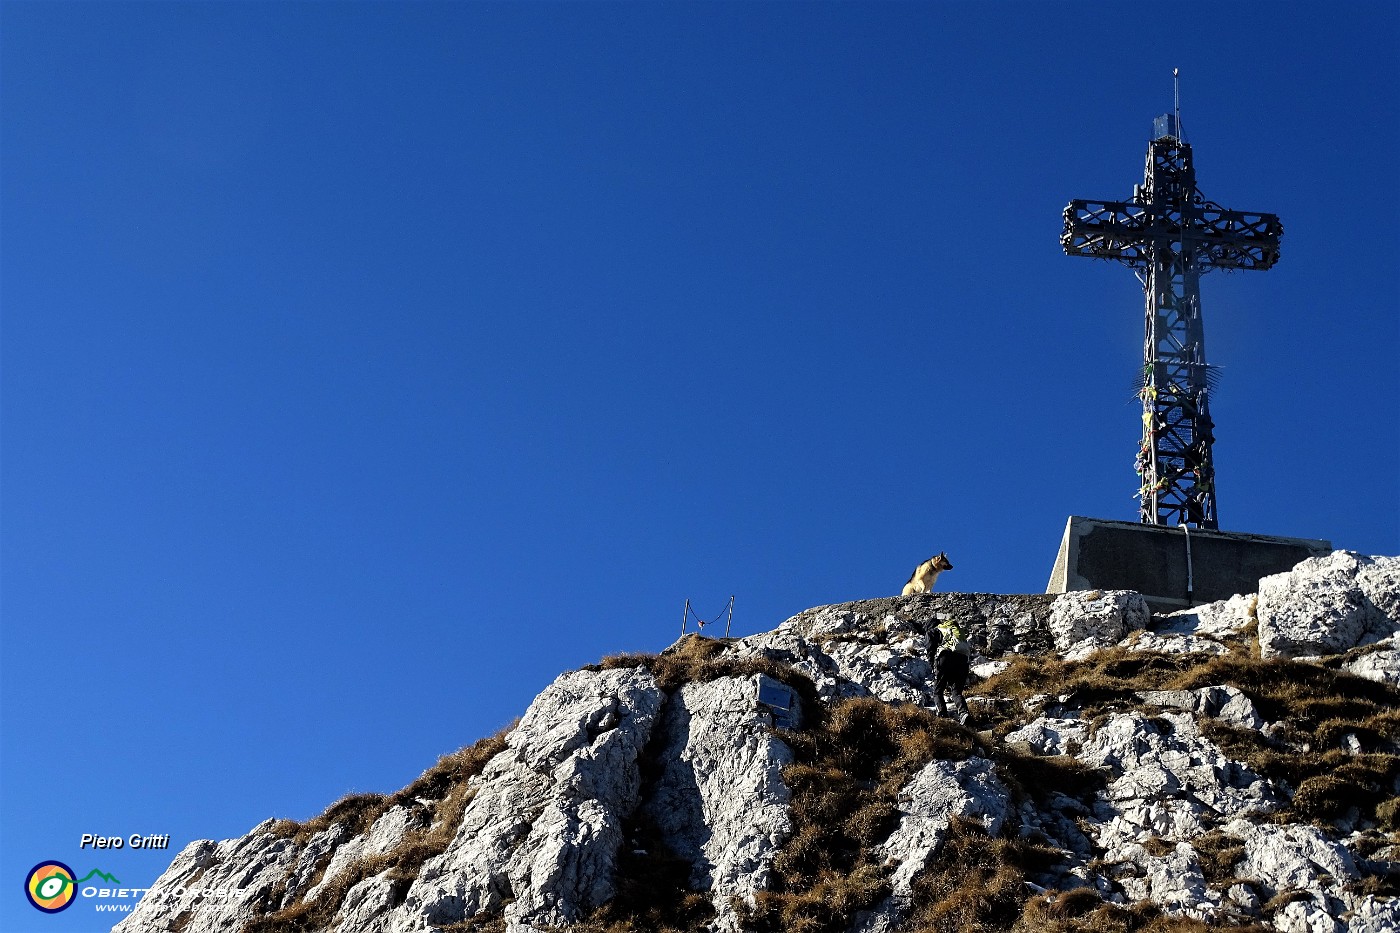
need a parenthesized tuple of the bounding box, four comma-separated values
(1062, 114, 1282, 529)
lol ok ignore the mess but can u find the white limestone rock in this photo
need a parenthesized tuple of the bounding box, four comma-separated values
(391, 666, 664, 929)
(308, 804, 423, 904)
(1048, 590, 1150, 659)
(1225, 818, 1359, 891)
(814, 634, 937, 706)
(1120, 630, 1230, 655)
(994, 711, 1392, 925)
(279, 821, 353, 906)
(336, 871, 403, 931)
(1158, 592, 1258, 639)
(1342, 637, 1400, 688)
(112, 821, 299, 933)
(948, 593, 1060, 657)
(1137, 686, 1265, 730)
(736, 590, 1149, 705)
(730, 603, 932, 705)
(1075, 713, 1276, 919)
(1344, 895, 1400, 933)
(1273, 895, 1346, 933)
(1109, 840, 1219, 920)
(732, 594, 1061, 705)
(882, 757, 1012, 896)
(1003, 717, 1090, 757)
(972, 659, 1011, 679)
(118, 573, 1400, 933)
(1257, 552, 1400, 658)
(1084, 713, 1276, 849)
(1217, 816, 1364, 933)
(638, 675, 797, 933)
(1226, 882, 1262, 911)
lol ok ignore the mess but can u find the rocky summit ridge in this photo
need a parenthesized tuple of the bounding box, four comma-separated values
(115, 551, 1400, 933)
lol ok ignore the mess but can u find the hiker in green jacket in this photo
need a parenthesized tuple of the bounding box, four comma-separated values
(926, 617, 971, 725)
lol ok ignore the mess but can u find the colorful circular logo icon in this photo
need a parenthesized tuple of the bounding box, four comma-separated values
(25, 861, 78, 913)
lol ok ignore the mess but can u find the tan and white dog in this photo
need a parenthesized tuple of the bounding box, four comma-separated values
(901, 552, 953, 596)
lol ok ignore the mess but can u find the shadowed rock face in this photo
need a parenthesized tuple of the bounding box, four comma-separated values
(115, 551, 1400, 933)
(637, 676, 796, 933)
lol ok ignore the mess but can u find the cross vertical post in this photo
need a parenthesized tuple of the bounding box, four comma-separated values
(1062, 114, 1281, 529)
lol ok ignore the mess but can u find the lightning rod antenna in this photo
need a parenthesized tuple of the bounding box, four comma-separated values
(1173, 68, 1182, 140)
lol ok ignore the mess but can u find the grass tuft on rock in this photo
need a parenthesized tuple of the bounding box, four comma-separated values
(587, 633, 822, 707)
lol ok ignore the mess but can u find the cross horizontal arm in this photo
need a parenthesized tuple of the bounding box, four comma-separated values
(1193, 200, 1283, 270)
(1061, 200, 1154, 267)
(1062, 199, 1282, 270)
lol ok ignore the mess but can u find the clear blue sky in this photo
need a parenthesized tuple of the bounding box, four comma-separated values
(3, 3, 1396, 930)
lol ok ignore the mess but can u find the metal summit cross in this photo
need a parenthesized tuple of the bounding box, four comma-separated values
(1062, 103, 1281, 530)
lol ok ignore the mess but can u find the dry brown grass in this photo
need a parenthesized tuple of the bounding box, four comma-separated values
(901, 818, 1275, 933)
(972, 648, 1206, 716)
(1140, 837, 1178, 858)
(1348, 873, 1400, 897)
(586, 633, 822, 706)
(904, 817, 1053, 933)
(975, 647, 1400, 731)
(434, 919, 507, 932)
(1200, 720, 1400, 825)
(1173, 656, 1400, 726)
(742, 697, 978, 933)
(1261, 887, 1314, 913)
(275, 792, 388, 845)
(993, 743, 1107, 809)
(1190, 830, 1247, 886)
(1013, 887, 1274, 933)
(742, 640, 1399, 932)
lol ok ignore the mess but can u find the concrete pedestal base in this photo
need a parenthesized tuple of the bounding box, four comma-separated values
(1047, 516, 1331, 614)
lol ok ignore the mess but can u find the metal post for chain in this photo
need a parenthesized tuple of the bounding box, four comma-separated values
(680, 596, 735, 638)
